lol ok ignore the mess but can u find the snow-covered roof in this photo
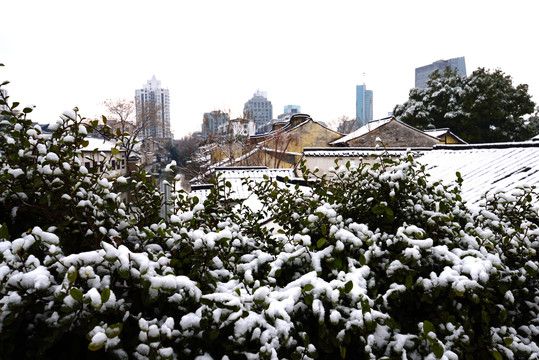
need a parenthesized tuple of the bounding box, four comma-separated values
(189, 167, 295, 203)
(250, 114, 341, 144)
(423, 128, 467, 144)
(302, 147, 430, 158)
(84, 137, 121, 152)
(423, 129, 449, 138)
(304, 143, 539, 207)
(419, 143, 539, 207)
(331, 117, 392, 145)
(191, 143, 539, 209)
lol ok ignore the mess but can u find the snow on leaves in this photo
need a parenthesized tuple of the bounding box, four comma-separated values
(1, 80, 539, 359)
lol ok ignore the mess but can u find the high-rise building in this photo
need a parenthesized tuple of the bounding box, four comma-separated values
(243, 90, 273, 134)
(201, 110, 230, 139)
(356, 84, 373, 128)
(415, 57, 467, 89)
(283, 105, 301, 115)
(277, 105, 301, 121)
(135, 76, 172, 139)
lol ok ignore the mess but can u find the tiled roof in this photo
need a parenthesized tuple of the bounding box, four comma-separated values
(418, 143, 539, 207)
(189, 167, 295, 203)
(331, 117, 392, 145)
(423, 128, 468, 144)
(189, 143, 539, 209)
(302, 147, 431, 157)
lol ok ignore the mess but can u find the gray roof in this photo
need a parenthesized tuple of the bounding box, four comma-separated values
(189, 167, 295, 203)
(189, 142, 539, 209)
(419, 143, 539, 207)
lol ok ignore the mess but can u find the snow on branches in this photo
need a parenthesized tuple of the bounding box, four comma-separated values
(1, 79, 539, 359)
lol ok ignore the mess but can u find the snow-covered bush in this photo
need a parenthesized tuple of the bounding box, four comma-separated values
(1, 75, 539, 359)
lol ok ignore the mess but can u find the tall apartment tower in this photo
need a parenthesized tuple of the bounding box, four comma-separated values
(135, 76, 172, 139)
(415, 57, 467, 89)
(356, 84, 373, 128)
(201, 110, 230, 139)
(243, 90, 273, 134)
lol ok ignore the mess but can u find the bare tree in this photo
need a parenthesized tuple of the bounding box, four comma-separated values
(104, 98, 134, 124)
(330, 115, 357, 134)
(100, 98, 162, 173)
(137, 99, 165, 139)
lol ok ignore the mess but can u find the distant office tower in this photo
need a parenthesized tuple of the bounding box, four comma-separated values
(243, 90, 273, 134)
(284, 105, 301, 115)
(201, 110, 230, 139)
(277, 105, 301, 121)
(135, 75, 172, 139)
(415, 57, 467, 89)
(356, 84, 373, 128)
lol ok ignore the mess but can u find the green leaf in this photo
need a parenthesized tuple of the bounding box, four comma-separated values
(361, 298, 371, 314)
(344, 281, 353, 293)
(209, 329, 219, 340)
(200, 297, 213, 306)
(318, 323, 327, 338)
(101, 287, 111, 303)
(111, 148, 119, 156)
(316, 238, 326, 248)
(70, 288, 84, 302)
(405, 273, 413, 288)
(432, 343, 444, 358)
(492, 350, 503, 360)
(88, 341, 105, 351)
(423, 320, 435, 334)
(372, 204, 386, 215)
(0, 223, 10, 240)
(340, 346, 346, 359)
(303, 284, 315, 292)
(334, 256, 342, 269)
(359, 254, 366, 266)
(504, 337, 513, 346)
(67, 269, 77, 282)
(106, 323, 123, 338)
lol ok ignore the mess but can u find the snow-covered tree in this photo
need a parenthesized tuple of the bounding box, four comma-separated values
(394, 67, 536, 143)
(2, 70, 539, 359)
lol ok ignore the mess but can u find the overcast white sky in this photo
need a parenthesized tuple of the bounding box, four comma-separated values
(2, 0, 538, 138)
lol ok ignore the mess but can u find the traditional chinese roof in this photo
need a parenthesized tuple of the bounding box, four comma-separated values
(418, 142, 539, 207)
(189, 167, 295, 203)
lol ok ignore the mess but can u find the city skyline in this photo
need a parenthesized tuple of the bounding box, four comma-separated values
(2, 0, 538, 139)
